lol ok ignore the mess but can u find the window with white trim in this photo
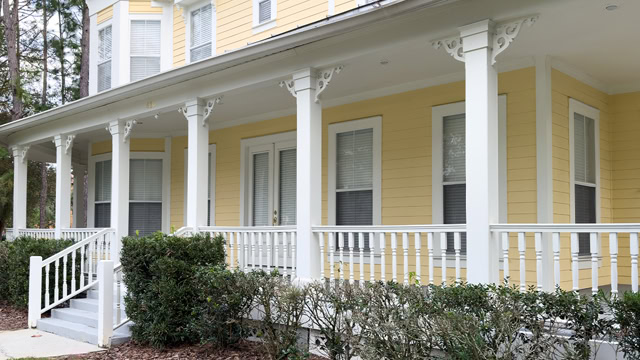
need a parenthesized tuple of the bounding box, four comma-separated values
(571, 102, 599, 255)
(97, 26, 112, 92)
(252, 0, 276, 32)
(258, 0, 272, 23)
(130, 20, 161, 82)
(190, 4, 212, 62)
(129, 159, 163, 236)
(329, 117, 382, 251)
(94, 160, 112, 227)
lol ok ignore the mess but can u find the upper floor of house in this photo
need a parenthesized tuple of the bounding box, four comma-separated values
(87, 0, 379, 95)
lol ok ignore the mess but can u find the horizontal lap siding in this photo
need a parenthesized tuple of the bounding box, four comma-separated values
(97, 5, 114, 24)
(129, 0, 162, 13)
(173, 6, 186, 67)
(91, 138, 166, 156)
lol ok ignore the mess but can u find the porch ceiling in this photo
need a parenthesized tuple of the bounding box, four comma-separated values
(5, 0, 639, 151)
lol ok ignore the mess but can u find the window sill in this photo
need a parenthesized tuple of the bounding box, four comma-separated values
(252, 19, 276, 34)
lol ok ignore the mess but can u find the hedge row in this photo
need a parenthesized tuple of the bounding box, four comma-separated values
(121, 234, 640, 359)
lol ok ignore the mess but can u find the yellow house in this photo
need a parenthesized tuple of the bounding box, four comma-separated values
(1, 0, 639, 346)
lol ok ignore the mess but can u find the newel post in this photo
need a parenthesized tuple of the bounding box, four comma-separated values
(28, 256, 42, 328)
(97, 260, 114, 347)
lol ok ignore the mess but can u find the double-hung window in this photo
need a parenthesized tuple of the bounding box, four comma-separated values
(329, 117, 381, 252)
(190, 4, 212, 62)
(571, 99, 599, 255)
(130, 20, 161, 82)
(252, 0, 276, 32)
(442, 113, 467, 254)
(94, 160, 112, 227)
(97, 26, 112, 92)
(129, 159, 163, 236)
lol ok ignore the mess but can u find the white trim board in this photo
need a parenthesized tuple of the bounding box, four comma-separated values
(183, 143, 217, 226)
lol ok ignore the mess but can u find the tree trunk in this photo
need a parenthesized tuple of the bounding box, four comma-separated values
(2, 0, 22, 120)
(41, 0, 48, 107)
(79, 0, 89, 98)
(57, 4, 66, 104)
(39, 162, 48, 228)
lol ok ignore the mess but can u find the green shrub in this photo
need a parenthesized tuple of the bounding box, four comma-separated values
(305, 281, 362, 360)
(120, 232, 226, 348)
(191, 266, 258, 348)
(610, 291, 640, 359)
(0, 237, 74, 308)
(252, 271, 308, 360)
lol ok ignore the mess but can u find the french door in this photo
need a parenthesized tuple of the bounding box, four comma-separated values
(248, 140, 296, 267)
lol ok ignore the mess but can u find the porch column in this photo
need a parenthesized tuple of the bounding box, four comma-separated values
(183, 99, 210, 229)
(12, 145, 28, 238)
(73, 164, 87, 228)
(108, 120, 132, 261)
(293, 68, 322, 281)
(460, 20, 500, 284)
(54, 135, 74, 238)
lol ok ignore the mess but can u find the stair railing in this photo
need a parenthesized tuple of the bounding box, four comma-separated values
(96, 260, 130, 348)
(28, 228, 115, 328)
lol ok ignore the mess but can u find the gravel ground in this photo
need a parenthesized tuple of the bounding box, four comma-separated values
(0, 302, 28, 331)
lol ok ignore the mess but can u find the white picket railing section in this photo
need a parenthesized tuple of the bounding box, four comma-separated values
(113, 264, 129, 331)
(4, 228, 14, 241)
(197, 226, 298, 277)
(313, 225, 467, 285)
(491, 224, 640, 294)
(61, 228, 103, 241)
(19, 228, 56, 239)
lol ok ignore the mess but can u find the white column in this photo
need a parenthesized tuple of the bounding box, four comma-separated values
(73, 165, 87, 228)
(294, 68, 322, 281)
(54, 135, 74, 238)
(460, 20, 500, 284)
(184, 99, 210, 229)
(109, 120, 131, 259)
(12, 145, 28, 237)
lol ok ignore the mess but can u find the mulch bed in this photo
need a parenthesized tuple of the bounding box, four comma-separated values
(59, 341, 326, 359)
(0, 301, 28, 331)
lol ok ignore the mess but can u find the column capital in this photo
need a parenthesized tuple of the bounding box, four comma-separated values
(53, 134, 76, 155)
(179, 96, 223, 127)
(11, 145, 30, 163)
(279, 66, 344, 103)
(106, 120, 136, 143)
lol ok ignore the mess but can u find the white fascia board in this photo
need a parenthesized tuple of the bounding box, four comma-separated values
(0, 0, 450, 144)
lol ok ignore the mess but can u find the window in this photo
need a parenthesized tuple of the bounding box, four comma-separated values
(130, 20, 161, 82)
(190, 4, 212, 62)
(258, 0, 271, 23)
(329, 117, 382, 252)
(183, 145, 217, 226)
(252, 0, 276, 32)
(97, 26, 112, 92)
(94, 160, 112, 227)
(570, 99, 599, 255)
(129, 159, 163, 236)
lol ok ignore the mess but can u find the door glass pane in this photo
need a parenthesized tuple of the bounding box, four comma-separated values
(252, 152, 270, 226)
(278, 149, 296, 225)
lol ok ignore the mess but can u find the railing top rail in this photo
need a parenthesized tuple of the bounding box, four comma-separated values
(42, 228, 114, 267)
(312, 224, 466, 232)
(197, 226, 297, 232)
(173, 226, 192, 236)
(60, 228, 104, 232)
(491, 223, 640, 233)
(19, 228, 55, 232)
(114, 263, 123, 273)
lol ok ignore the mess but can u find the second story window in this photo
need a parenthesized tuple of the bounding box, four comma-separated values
(258, 0, 271, 23)
(130, 20, 161, 82)
(97, 26, 112, 92)
(190, 4, 212, 62)
(252, 0, 276, 32)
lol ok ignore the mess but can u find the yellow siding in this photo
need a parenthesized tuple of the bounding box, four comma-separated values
(173, 6, 186, 67)
(129, 0, 163, 14)
(335, 0, 357, 14)
(91, 138, 166, 156)
(97, 5, 114, 24)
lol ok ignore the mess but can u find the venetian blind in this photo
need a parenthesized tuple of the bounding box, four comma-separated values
(278, 149, 296, 226)
(190, 4, 212, 62)
(574, 113, 596, 184)
(258, 0, 271, 23)
(252, 152, 270, 226)
(97, 26, 112, 92)
(128, 159, 163, 236)
(130, 20, 161, 82)
(94, 160, 112, 228)
(575, 184, 596, 254)
(443, 114, 466, 253)
(443, 184, 467, 254)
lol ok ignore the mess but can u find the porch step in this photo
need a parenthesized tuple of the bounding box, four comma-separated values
(37, 318, 130, 346)
(52, 308, 129, 330)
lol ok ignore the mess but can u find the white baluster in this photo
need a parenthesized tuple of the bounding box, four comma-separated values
(440, 232, 447, 285)
(116, 270, 122, 325)
(428, 232, 434, 285)
(570, 232, 579, 291)
(348, 232, 354, 284)
(243, 232, 249, 273)
(415, 233, 421, 285)
(402, 233, 409, 285)
(369, 232, 375, 282)
(54, 258, 60, 302)
(291, 232, 296, 278)
(258, 232, 264, 269)
(552, 232, 561, 288)
(631, 233, 639, 293)
(274, 232, 280, 272)
(266, 232, 272, 270)
(339, 233, 345, 281)
(359, 232, 364, 284)
(229, 232, 235, 269)
(518, 232, 526, 292)
(71, 250, 76, 293)
(454, 232, 461, 283)
(535, 232, 543, 291)
(391, 233, 398, 283)
(88, 239, 94, 283)
(329, 232, 335, 282)
(45, 263, 50, 308)
(591, 232, 598, 295)
(80, 244, 85, 288)
(318, 232, 324, 279)
(251, 232, 256, 271)
(501, 232, 509, 284)
(609, 232, 618, 296)
(284, 232, 289, 277)
(379, 233, 386, 282)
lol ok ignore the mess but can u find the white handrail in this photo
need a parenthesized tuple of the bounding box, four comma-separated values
(42, 228, 113, 267)
(491, 223, 640, 233)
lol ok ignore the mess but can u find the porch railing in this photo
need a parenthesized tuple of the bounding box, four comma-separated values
(13, 228, 102, 241)
(491, 223, 640, 294)
(19, 228, 55, 239)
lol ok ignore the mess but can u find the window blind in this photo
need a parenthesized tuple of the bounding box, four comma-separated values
(130, 20, 161, 82)
(443, 114, 465, 183)
(95, 203, 111, 228)
(129, 203, 162, 236)
(98, 26, 112, 92)
(575, 184, 596, 254)
(252, 152, 270, 226)
(94, 160, 112, 227)
(574, 113, 596, 184)
(278, 149, 296, 226)
(128, 159, 163, 236)
(190, 4, 212, 62)
(443, 184, 467, 254)
(258, 0, 271, 23)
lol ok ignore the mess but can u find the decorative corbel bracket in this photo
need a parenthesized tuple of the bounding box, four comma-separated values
(315, 66, 343, 103)
(432, 36, 465, 63)
(13, 145, 30, 163)
(491, 15, 538, 65)
(123, 120, 137, 143)
(202, 96, 223, 127)
(178, 106, 188, 119)
(65, 134, 75, 155)
(279, 80, 296, 98)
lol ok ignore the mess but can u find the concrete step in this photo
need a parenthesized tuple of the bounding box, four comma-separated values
(52, 308, 128, 329)
(37, 318, 131, 346)
(70, 298, 126, 313)
(86, 289, 127, 301)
